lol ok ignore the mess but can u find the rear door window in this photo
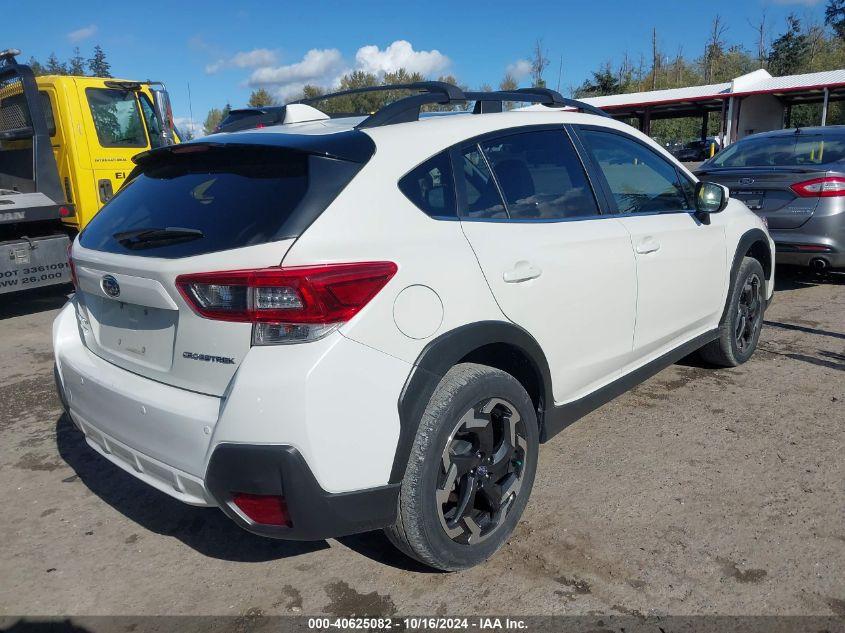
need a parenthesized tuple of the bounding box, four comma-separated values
(86, 88, 147, 148)
(80, 146, 310, 257)
(478, 130, 599, 220)
(458, 144, 508, 219)
(398, 151, 457, 218)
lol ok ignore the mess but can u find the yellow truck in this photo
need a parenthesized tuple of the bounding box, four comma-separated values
(0, 48, 179, 295)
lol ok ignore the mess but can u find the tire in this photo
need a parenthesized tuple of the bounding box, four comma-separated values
(385, 363, 539, 571)
(699, 257, 766, 367)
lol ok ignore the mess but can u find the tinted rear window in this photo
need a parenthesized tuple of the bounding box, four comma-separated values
(80, 146, 310, 258)
(710, 133, 845, 167)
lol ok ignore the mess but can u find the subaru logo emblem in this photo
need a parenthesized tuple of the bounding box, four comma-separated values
(739, 177, 755, 185)
(101, 274, 120, 298)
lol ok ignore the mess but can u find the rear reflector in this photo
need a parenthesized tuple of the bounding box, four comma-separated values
(176, 261, 397, 345)
(790, 176, 845, 197)
(67, 242, 78, 291)
(232, 493, 291, 526)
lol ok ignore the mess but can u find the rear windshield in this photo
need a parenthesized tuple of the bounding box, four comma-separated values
(80, 146, 312, 258)
(221, 111, 261, 125)
(710, 133, 845, 167)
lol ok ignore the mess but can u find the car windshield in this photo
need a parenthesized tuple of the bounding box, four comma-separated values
(709, 132, 845, 167)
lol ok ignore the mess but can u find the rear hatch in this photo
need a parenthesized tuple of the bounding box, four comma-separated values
(697, 130, 845, 229)
(696, 166, 827, 229)
(71, 135, 373, 396)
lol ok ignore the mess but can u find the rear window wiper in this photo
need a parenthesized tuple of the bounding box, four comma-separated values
(114, 227, 204, 249)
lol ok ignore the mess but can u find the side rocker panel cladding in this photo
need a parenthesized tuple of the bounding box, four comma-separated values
(391, 320, 553, 483)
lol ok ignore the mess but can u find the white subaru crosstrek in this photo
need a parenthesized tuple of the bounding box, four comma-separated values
(54, 83, 774, 571)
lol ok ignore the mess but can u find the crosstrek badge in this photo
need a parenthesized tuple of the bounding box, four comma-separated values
(182, 351, 235, 364)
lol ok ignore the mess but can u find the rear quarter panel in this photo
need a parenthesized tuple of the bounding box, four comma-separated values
(279, 128, 508, 367)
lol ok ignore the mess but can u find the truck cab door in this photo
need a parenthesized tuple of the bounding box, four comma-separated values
(80, 84, 148, 224)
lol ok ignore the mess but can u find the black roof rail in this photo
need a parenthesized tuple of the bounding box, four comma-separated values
(288, 81, 607, 129)
(292, 81, 466, 129)
(466, 89, 609, 118)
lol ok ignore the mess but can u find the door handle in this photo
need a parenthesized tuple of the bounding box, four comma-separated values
(635, 237, 661, 254)
(503, 261, 542, 283)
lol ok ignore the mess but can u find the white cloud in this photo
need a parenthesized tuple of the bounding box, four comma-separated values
(205, 48, 278, 74)
(67, 24, 97, 43)
(242, 41, 451, 102)
(355, 40, 450, 77)
(248, 48, 344, 85)
(173, 116, 207, 139)
(247, 48, 346, 101)
(506, 59, 532, 81)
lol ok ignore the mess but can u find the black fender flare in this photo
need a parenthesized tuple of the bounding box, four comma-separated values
(390, 320, 552, 483)
(720, 228, 772, 324)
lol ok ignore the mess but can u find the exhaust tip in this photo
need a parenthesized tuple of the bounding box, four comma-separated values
(810, 257, 830, 271)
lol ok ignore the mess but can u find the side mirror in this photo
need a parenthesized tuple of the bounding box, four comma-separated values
(694, 181, 728, 221)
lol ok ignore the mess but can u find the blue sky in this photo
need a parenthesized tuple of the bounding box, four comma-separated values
(14, 0, 830, 135)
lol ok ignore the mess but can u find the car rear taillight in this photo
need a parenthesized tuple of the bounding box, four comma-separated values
(175, 261, 397, 345)
(67, 242, 78, 291)
(790, 176, 845, 197)
(232, 493, 291, 526)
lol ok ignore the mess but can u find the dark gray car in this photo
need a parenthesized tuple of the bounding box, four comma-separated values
(697, 126, 845, 270)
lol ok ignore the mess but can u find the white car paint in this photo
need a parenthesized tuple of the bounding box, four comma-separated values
(53, 104, 775, 520)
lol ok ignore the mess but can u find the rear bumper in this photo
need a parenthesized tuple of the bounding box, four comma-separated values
(207, 444, 398, 540)
(52, 300, 410, 539)
(770, 213, 845, 268)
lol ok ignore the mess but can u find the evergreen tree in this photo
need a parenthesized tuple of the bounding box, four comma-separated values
(27, 56, 46, 76)
(576, 63, 621, 97)
(46, 52, 67, 75)
(825, 0, 845, 40)
(68, 47, 86, 76)
(88, 45, 111, 78)
(768, 15, 809, 76)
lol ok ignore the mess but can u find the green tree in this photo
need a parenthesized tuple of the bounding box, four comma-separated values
(825, 0, 845, 40)
(575, 62, 621, 97)
(203, 108, 224, 134)
(46, 52, 67, 75)
(301, 85, 324, 100)
(68, 47, 86, 76)
(768, 14, 809, 76)
(247, 88, 277, 107)
(27, 56, 46, 76)
(88, 45, 112, 78)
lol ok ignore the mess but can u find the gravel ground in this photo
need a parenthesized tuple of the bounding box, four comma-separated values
(0, 268, 842, 618)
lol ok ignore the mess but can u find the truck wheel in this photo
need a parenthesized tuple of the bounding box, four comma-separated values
(699, 257, 766, 367)
(386, 363, 539, 571)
